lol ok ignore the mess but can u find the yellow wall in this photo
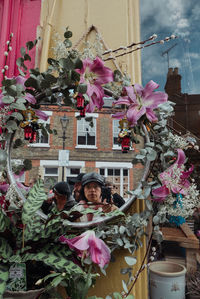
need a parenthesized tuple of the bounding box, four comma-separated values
(39, 0, 142, 84)
(39, 1, 148, 298)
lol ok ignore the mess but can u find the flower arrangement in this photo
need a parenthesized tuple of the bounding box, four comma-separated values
(0, 27, 199, 299)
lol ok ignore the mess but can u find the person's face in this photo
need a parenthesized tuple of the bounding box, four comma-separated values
(84, 182, 101, 203)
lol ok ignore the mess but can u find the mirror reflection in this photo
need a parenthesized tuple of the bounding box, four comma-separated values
(9, 111, 149, 226)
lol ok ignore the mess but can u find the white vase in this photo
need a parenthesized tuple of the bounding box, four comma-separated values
(149, 261, 186, 299)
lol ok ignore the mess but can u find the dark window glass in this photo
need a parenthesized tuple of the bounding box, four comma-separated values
(108, 169, 113, 176)
(123, 169, 128, 176)
(70, 168, 80, 175)
(114, 169, 120, 176)
(100, 169, 105, 175)
(45, 168, 58, 175)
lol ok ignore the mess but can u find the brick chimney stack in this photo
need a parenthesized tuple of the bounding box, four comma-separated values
(164, 67, 182, 96)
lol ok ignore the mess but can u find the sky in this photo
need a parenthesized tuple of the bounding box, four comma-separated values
(140, 0, 200, 94)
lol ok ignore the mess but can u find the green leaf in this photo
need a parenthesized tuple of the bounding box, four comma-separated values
(0, 238, 13, 260)
(77, 84, 87, 94)
(26, 41, 34, 50)
(24, 53, 31, 61)
(122, 279, 129, 293)
(124, 256, 137, 266)
(0, 263, 9, 297)
(16, 57, 24, 67)
(22, 178, 47, 224)
(64, 39, 72, 48)
(20, 47, 26, 57)
(6, 120, 18, 132)
(59, 57, 74, 70)
(113, 293, 122, 299)
(10, 102, 26, 110)
(64, 31, 73, 38)
(24, 77, 39, 89)
(2, 95, 15, 104)
(71, 70, 80, 82)
(74, 58, 83, 69)
(10, 112, 23, 121)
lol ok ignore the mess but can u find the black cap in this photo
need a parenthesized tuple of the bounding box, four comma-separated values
(53, 182, 71, 196)
(81, 172, 105, 187)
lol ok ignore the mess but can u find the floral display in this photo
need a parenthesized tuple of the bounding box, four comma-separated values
(0, 27, 199, 299)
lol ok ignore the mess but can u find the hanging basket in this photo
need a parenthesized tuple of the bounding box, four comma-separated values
(3, 288, 44, 299)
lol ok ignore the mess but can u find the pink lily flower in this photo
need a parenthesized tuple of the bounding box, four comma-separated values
(112, 81, 168, 126)
(77, 57, 113, 112)
(59, 230, 111, 268)
(34, 110, 49, 121)
(152, 149, 193, 202)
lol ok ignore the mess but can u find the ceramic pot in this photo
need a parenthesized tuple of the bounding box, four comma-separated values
(149, 261, 186, 299)
(3, 288, 44, 299)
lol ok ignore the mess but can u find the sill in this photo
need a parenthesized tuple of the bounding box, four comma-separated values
(28, 144, 50, 148)
(75, 145, 97, 149)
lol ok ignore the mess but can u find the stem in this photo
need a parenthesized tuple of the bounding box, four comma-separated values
(125, 233, 153, 297)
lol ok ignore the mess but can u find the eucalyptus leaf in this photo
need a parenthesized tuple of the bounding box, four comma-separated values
(122, 280, 129, 294)
(2, 95, 15, 104)
(124, 256, 137, 266)
(6, 120, 18, 132)
(10, 102, 26, 110)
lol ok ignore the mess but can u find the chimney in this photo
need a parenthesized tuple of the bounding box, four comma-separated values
(164, 67, 182, 96)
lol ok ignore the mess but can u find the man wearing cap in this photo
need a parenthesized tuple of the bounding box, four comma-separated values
(77, 172, 117, 222)
(42, 181, 75, 214)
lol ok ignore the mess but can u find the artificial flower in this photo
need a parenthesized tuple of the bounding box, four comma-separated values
(152, 149, 193, 201)
(59, 230, 111, 268)
(77, 57, 113, 112)
(112, 80, 168, 126)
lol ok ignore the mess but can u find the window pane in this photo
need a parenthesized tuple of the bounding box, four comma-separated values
(108, 169, 113, 176)
(78, 136, 86, 145)
(70, 168, 80, 175)
(87, 133, 95, 145)
(100, 168, 105, 175)
(45, 168, 58, 175)
(114, 169, 120, 176)
(123, 169, 128, 176)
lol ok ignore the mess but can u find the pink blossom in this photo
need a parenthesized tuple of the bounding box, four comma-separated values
(77, 57, 113, 112)
(152, 149, 193, 202)
(59, 230, 111, 268)
(112, 81, 168, 126)
(34, 110, 49, 121)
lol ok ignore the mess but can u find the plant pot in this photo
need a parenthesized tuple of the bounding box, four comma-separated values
(3, 288, 44, 299)
(149, 261, 186, 299)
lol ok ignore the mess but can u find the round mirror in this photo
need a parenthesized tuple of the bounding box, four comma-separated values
(6, 122, 150, 228)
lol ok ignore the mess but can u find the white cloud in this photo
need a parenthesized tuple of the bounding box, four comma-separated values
(140, 0, 191, 37)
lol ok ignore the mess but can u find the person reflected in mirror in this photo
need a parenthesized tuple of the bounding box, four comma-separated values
(41, 181, 76, 215)
(73, 173, 85, 202)
(77, 172, 118, 222)
(103, 181, 125, 208)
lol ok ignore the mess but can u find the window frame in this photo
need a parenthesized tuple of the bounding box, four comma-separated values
(75, 113, 98, 149)
(29, 111, 52, 147)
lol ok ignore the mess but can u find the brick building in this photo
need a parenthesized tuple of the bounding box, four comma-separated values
(165, 67, 200, 140)
(12, 102, 144, 199)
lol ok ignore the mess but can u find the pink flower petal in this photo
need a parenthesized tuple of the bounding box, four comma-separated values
(34, 110, 49, 121)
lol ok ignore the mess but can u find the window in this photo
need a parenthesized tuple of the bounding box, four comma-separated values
(76, 114, 98, 148)
(99, 166, 129, 199)
(44, 167, 58, 190)
(113, 119, 121, 149)
(29, 111, 52, 147)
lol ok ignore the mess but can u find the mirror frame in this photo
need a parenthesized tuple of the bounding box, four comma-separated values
(6, 122, 150, 228)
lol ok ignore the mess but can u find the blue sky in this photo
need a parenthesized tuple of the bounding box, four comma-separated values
(140, 0, 200, 94)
